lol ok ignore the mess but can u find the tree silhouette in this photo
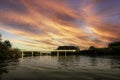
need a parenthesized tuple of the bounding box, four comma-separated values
(0, 34, 2, 42)
(0, 34, 20, 59)
(57, 46, 80, 52)
(2, 40, 12, 49)
(89, 46, 96, 50)
(108, 41, 120, 48)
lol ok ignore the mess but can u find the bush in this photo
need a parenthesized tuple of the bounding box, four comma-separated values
(0, 34, 21, 59)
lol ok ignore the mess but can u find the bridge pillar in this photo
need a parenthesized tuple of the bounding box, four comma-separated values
(21, 51, 24, 58)
(40, 52, 42, 56)
(57, 51, 59, 56)
(32, 52, 33, 56)
(65, 51, 67, 57)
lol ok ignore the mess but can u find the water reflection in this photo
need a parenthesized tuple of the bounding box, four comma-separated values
(58, 56, 76, 67)
(0, 56, 120, 80)
(20, 56, 120, 70)
(0, 60, 8, 80)
(110, 57, 120, 69)
(0, 59, 19, 80)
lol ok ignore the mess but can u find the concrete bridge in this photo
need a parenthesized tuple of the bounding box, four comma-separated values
(21, 50, 76, 57)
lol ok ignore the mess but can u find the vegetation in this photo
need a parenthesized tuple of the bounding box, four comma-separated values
(108, 41, 120, 48)
(1, 33, 120, 57)
(51, 42, 120, 56)
(51, 46, 80, 56)
(57, 46, 80, 52)
(89, 46, 96, 50)
(79, 41, 120, 56)
(0, 34, 20, 59)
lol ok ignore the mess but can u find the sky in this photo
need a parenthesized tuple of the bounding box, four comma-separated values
(0, 0, 120, 50)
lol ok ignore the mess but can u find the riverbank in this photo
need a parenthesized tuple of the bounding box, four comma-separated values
(0, 49, 21, 60)
(0, 34, 21, 60)
(78, 46, 120, 56)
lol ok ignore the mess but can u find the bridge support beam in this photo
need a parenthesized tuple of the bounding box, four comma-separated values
(57, 51, 59, 56)
(32, 52, 33, 56)
(40, 52, 42, 56)
(21, 51, 24, 58)
(21, 50, 76, 57)
(65, 51, 67, 57)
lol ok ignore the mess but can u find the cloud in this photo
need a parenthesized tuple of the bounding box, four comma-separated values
(0, 0, 120, 50)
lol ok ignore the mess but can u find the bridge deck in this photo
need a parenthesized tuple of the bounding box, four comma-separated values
(20, 50, 77, 57)
(21, 50, 76, 52)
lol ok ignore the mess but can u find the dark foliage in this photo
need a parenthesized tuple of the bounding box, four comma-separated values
(51, 46, 80, 56)
(89, 46, 96, 50)
(108, 41, 120, 48)
(2, 40, 12, 49)
(79, 41, 120, 56)
(0, 34, 20, 59)
(57, 46, 80, 52)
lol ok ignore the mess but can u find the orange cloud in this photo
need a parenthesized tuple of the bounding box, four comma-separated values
(0, 0, 120, 50)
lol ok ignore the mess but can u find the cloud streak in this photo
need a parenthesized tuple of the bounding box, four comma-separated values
(0, 0, 120, 50)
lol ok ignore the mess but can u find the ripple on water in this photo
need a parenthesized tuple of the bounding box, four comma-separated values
(0, 56, 120, 80)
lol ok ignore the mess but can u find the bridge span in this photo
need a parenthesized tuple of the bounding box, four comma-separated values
(21, 50, 76, 57)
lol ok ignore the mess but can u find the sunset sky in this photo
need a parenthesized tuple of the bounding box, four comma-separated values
(0, 0, 120, 50)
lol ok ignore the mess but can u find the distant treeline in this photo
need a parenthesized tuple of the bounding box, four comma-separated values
(0, 34, 20, 59)
(51, 42, 120, 56)
(79, 41, 120, 56)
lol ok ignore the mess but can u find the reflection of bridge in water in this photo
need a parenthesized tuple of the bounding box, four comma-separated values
(21, 50, 76, 57)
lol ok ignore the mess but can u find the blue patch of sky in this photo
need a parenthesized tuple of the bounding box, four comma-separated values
(93, 0, 120, 15)
(0, 29, 25, 41)
(2, 22, 43, 35)
(0, 0, 27, 13)
(103, 15, 120, 25)
(91, 0, 120, 26)
(74, 19, 91, 31)
(0, 29, 39, 50)
(62, 0, 82, 10)
(74, 19, 98, 41)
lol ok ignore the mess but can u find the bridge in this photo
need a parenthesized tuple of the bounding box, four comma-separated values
(21, 50, 76, 57)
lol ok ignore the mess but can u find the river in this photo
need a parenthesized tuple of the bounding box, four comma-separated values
(0, 55, 120, 80)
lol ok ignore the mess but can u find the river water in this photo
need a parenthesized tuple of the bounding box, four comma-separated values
(0, 55, 120, 80)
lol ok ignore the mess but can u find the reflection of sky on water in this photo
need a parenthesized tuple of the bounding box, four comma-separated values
(0, 56, 120, 80)
(19, 56, 120, 70)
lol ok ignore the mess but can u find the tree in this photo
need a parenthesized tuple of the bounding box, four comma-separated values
(0, 34, 3, 51)
(89, 46, 96, 50)
(108, 41, 120, 48)
(3, 40, 12, 49)
(0, 34, 20, 59)
(0, 34, 2, 42)
(57, 46, 80, 52)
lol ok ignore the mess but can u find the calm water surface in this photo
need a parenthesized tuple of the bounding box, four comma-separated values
(0, 55, 120, 80)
